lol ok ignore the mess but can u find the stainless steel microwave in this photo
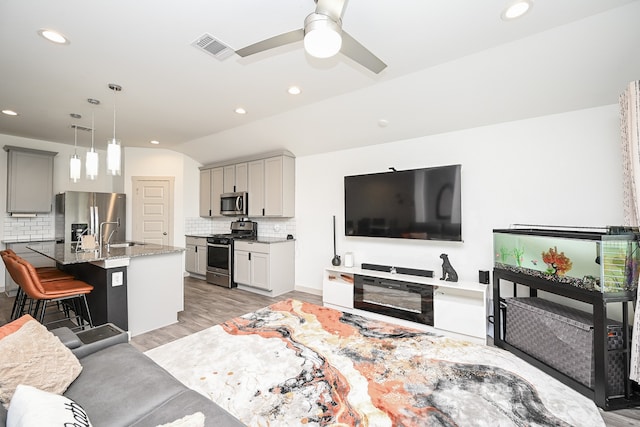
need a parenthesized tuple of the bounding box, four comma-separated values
(220, 192, 248, 216)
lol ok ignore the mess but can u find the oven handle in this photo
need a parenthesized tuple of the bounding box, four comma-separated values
(207, 243, 231, 248)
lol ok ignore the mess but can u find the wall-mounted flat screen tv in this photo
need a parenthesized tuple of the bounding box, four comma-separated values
(344, 165, 462, 241)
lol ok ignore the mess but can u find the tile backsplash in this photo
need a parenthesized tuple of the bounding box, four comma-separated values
(3, 212, 55, 242)
(185, 217, 296, 239)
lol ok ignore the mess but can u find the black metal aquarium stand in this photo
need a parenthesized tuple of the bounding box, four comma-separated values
(493, 267, 640, 410)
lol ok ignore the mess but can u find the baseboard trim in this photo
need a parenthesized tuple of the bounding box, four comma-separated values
(294, 285, 322, 296)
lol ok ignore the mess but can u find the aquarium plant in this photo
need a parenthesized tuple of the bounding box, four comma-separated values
(542, 246, 573, 276)
(513, 247, 525, 267)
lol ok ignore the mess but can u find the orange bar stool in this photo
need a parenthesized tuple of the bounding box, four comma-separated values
(1, 250, 75, 320)
(7, 256, 94, 330)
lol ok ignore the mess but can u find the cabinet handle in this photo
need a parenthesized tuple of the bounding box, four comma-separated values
(249, 253, 251, 261)
(209, 209, 211, 216)
(195, 246, 197, 253)
(262, 208, 265, 216)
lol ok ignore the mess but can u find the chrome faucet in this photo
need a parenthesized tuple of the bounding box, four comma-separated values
(99, 219, 120, 252)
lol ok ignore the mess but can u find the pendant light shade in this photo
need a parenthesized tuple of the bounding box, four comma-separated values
(86, 100, 99, 180)
(107, 138, 121, 176)
(69, 125, 81, 183)
(107, 83, 122, 176)
(86, 148, 99, 180)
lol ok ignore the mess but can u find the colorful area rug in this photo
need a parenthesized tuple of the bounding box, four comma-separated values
(145, 299, 604, 426)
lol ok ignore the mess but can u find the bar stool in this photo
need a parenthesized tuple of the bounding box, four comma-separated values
(5, 256, 94, 330)
(1, 250, 75, 320)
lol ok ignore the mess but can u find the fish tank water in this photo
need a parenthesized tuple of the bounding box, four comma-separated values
(493, 226, 640, 293)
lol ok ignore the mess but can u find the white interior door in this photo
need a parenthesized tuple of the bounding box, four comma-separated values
(132, 177, 174, 245)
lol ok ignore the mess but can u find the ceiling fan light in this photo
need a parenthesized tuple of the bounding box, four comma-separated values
(304, 13, 342, 59)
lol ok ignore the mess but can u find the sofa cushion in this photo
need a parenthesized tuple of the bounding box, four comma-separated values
(7, 384, 93, 427)
(65, 343, 190, 426)
(129, 390, 245, 427)
(156, 411, 204, 427)
(0, 316, 82, 407)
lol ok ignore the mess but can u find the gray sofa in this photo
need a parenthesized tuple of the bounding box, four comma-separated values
(1, 324, 245, 427)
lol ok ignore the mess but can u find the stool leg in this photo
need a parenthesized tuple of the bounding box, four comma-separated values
(10, 287, 23, 320)
(81, 295, 93, 328)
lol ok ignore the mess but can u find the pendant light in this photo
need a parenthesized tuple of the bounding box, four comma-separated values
(86, 98, 99, 180)
(69, 125, 81, 183)
(107, 83, 122, 176)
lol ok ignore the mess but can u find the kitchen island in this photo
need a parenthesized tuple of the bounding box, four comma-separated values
(27, 241, 185, 336)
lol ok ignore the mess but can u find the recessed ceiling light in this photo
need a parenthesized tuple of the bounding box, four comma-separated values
(501, 0, 533, 21)
(150, 140, 160, 145)
(38, 29, 69, 44)
(288, 86, 301, 95)
(2, 110, 18, 116)
(235, 107, 247, 115)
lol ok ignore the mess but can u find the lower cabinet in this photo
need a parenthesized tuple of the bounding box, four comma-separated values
(323, 266, 487, 343)
(185, 236, 207, 277)
(234, 240, 294, 296)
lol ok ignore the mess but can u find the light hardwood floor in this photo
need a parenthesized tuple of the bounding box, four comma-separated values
(1, 277, 638, 426)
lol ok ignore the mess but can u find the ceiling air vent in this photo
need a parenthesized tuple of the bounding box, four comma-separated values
(191, 33, 234, 61)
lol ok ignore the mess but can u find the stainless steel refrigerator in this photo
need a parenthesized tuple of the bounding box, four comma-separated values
(55, 191, 126, 244)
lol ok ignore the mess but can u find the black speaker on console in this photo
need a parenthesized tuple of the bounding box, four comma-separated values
(479, 270, 490, 284)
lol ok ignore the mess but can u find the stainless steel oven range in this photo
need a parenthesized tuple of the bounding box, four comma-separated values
(206, 220, 258, 288)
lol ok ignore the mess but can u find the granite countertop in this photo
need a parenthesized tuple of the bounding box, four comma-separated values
(253, 237, 294, 244)
(26, 241, 185, 265)
(2, 237, 57, 244)
(184, 234, 294, 244)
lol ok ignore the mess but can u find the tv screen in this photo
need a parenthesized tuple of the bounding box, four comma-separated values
(344, 165, 462, 241)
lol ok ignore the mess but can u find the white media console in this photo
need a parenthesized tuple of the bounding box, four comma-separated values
(323, 266, 488, 344)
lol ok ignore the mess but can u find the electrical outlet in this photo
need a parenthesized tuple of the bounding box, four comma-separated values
(112, 271, 124, 287)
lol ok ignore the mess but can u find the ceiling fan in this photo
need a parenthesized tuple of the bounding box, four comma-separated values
(235, 0, 387, 74)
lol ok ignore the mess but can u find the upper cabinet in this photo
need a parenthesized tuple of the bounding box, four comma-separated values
(4, 146, 57, 213)
(223, 163, 248, 193)
(263, 156, 295, 217)
(199, 167, 224, 217)
(200, 151, 295, 218)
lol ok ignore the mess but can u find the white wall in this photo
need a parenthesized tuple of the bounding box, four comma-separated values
(123, 147, 201, 249)
(294, 105, 624, 292)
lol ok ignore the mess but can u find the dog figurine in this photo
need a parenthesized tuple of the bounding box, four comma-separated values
(440, 253, 458, 282)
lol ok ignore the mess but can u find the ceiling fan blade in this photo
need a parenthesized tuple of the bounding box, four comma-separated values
(236, 29, 304, 57)
(340, 31, 387, 74)
(315, 0, 348, 21)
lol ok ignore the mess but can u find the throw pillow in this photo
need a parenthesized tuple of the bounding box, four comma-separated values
(0, 317, 82, 407)
(0, 315, 33, 339)
(157, 412, 205, 427)
(7, 384, 92, 427)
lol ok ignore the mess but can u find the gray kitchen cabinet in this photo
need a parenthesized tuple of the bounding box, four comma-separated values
(247, 160, 265, 217)
(199, 167, 224, 217)
(199, 169, 211, 217)
(185, 236, 207, 277)
(200, 151, 294, 218)
(264, 155, 295, 217)
(223, 163, 248, 193)
(4, 146, 57, 213)
(233, 240, 295, 296)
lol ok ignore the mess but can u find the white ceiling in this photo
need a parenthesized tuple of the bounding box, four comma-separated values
(1, 0, 639, 165)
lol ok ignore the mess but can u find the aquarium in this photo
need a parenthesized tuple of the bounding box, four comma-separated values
(493, 226, 640, 293)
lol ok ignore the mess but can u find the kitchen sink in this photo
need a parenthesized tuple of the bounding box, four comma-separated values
(108, 242, 145, 248)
